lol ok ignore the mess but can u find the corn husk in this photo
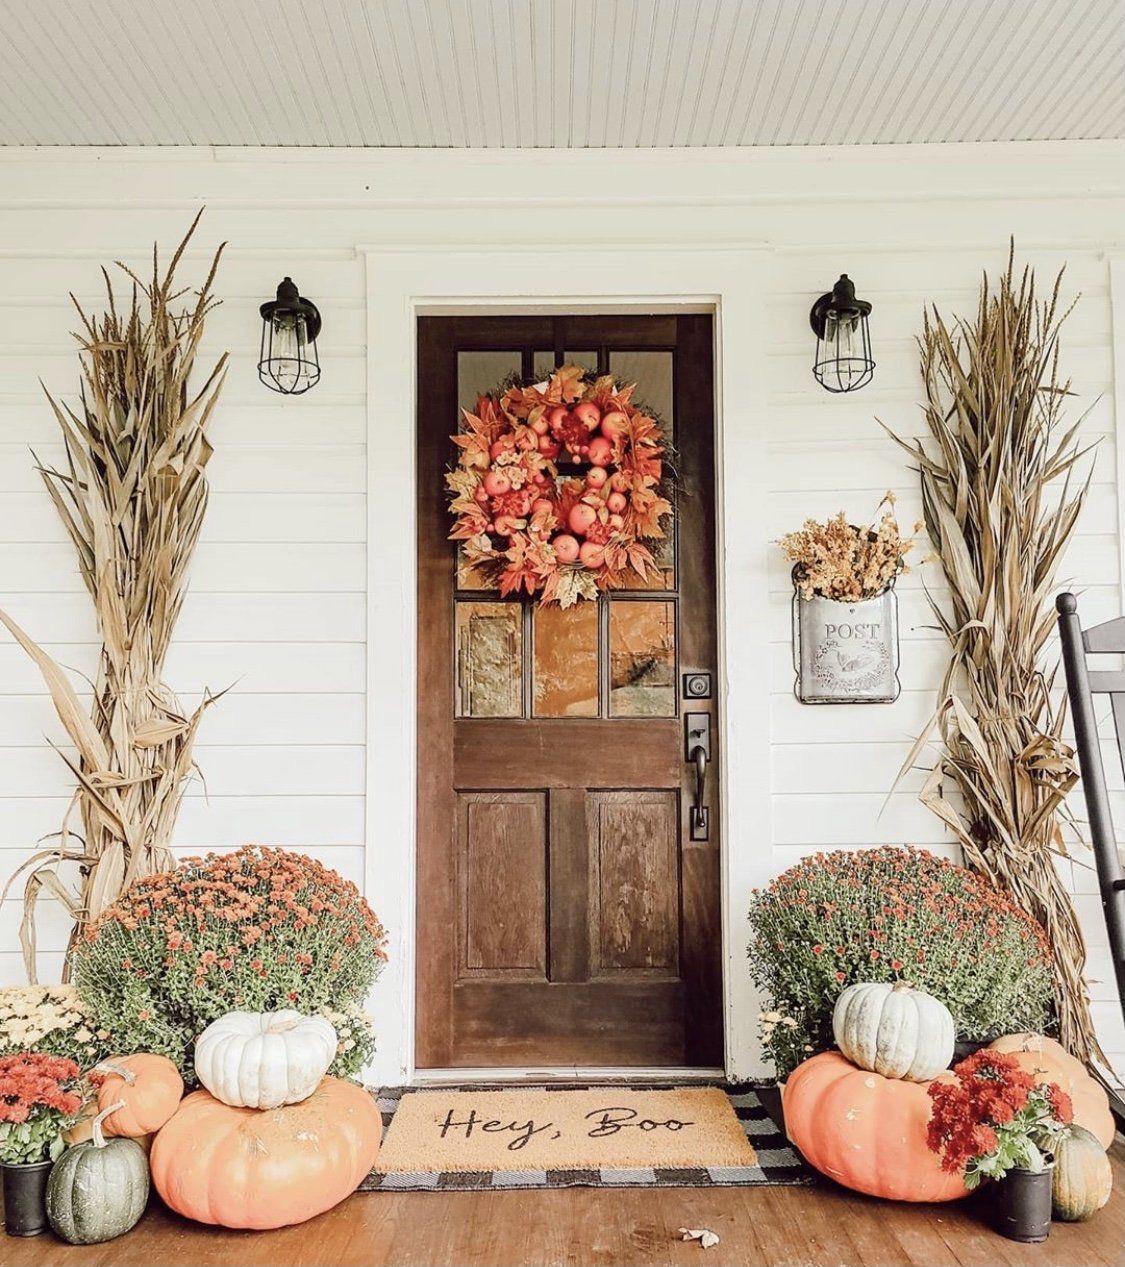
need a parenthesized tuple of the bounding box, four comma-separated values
(886, 244, 1102, 1063)
(1, 212, 227, 978)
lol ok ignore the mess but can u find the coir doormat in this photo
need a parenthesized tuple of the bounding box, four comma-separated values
(360, 1084, 811, 1191)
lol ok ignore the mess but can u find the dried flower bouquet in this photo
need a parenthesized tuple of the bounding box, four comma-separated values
(780, 493, 918, 602)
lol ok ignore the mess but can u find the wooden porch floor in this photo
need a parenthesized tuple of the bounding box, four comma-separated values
(6, 1141, 1122, 1266)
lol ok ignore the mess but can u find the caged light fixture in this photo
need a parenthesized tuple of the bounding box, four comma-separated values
(258, 277, 322, 395)
(810, 274, 874, 393)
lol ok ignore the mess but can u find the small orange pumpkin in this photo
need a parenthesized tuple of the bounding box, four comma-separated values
(93, 1055, 184, 1138)
(985, 1034, 1114, 1150)
(783, 1051, 969, 1202)
(63, 1108, 154, 1155)
(150, 1076, 382, 1229)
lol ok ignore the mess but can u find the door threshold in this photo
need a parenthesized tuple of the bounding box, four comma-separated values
(411, 1066, 726, 1086)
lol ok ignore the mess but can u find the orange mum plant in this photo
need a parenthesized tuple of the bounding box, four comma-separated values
(71, 846, 387, 1083)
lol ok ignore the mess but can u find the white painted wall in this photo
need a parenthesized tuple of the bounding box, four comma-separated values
(0, 142, 1122, 1083)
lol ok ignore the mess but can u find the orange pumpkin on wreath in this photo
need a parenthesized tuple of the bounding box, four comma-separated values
(447, 364, 672, 606)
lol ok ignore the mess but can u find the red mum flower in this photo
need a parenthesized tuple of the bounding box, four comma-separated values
(1046, 1084, 1074, 1125)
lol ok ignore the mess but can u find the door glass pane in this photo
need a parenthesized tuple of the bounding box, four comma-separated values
(533, 602, 598, 717)
(609, 600, 677, 717)
(533, 350, 598, 380)
(608, 350, 674, 440)
(458, 351, 521, 414)
(455, 602, 523, 717)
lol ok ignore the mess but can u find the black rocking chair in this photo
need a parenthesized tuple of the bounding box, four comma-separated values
(1056, 594, 1125, 1096)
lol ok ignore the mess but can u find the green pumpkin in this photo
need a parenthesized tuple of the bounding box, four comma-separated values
(1052, 1124, 1112, 1222)
(46, 1101, 149, 1244)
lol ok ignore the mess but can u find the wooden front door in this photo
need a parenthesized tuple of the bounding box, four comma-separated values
(416, 314, 721, 1068)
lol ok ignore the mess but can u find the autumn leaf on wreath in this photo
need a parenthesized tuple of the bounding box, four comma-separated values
(604, 536, 656, 583)
(588, 376, 637, 410)
(461, 535, 496, 567)
(498, 535, 548, 597)
(552, 363, 586, 403)
(445, 468, 478, 498)
(449, 512, 490, 542)
(629, 483, 673, 538)
(544, 567, 598, 608)
(529, 499, 559, 538)
(628, 410, 660, 441)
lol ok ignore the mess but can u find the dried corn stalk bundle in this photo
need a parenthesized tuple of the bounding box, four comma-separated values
(1, 212, 228, 979)
(888, 247, 1101, 1063)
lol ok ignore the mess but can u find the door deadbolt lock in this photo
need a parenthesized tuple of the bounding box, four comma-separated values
(683, 671, 713, 699)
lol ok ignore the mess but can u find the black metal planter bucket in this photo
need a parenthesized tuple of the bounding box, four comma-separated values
(2, 1159, 52, 1237)
(988, 1161, 1054, 1243)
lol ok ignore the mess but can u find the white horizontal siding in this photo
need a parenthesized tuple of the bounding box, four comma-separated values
(767, 229, 1124, 1075)
(0, 145, 1120, 1080)
(0, 161, 374, 1015)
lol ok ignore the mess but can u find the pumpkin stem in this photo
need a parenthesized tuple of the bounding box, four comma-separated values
(892, 980, 913, 991)
(93, 1059, 137, 1085)
(91, 1101, 126, 1149)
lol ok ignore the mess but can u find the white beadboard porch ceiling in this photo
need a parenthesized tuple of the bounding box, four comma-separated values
(0, 0, 1121, 148)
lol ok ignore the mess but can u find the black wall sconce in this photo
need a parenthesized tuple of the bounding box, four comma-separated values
(810, 274, 874, 393)
(259, 277, 322, 394)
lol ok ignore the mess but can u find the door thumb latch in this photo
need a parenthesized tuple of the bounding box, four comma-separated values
(685, 711, 711, 841)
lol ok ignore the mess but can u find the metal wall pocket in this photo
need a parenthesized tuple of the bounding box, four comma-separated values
(792, 586, 900, 704)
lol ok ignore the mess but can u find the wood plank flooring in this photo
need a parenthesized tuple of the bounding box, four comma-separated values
(5, 1141, 1122, 1266)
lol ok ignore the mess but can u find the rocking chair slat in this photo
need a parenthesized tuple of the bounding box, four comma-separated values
(1081, 614, 1125, 654)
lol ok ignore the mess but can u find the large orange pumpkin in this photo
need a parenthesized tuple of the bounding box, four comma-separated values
(93, 1055, 184, 1138)
(783, 1051, 969, 1202)
(150, 1076, 382, 1229)
(985, 1034, 1115, 1150)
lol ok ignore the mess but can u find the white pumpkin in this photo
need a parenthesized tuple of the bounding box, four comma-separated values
(194, 1010, 338, 1109)
(832, 981, 954, 1082)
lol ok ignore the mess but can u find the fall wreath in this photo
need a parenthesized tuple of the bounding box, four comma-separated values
(447, 364, 672, 606)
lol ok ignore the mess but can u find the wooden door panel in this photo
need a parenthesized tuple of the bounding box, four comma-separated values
(547, 788, 590, 983)
(452, 980, 685, 1066)
(589, 791, 680, 975)
(457, 792, 547, 975)
(454, 718, 680, 786)
(418, 314, 720, 1068)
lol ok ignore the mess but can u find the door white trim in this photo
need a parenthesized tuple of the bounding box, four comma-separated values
(361, 246, 775, 1087)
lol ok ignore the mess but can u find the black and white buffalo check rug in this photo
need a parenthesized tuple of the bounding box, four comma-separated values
(359, 1083, 811, 1192)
